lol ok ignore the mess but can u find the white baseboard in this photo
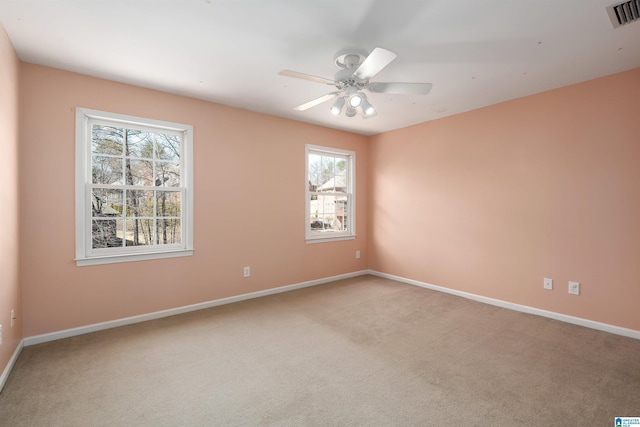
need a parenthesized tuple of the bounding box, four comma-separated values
(368, 270, 640, 340)
(22, 268, 639, 348)
(0, 339, 24, 393)
(24, 270, 369, 347)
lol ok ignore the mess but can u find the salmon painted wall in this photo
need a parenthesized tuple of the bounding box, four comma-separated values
(19, 64, 368, 337)
(368, 68, 640, 332)
(0, 26, 21, 376)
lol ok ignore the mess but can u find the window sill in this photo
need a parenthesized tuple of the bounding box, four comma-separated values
(306, 235, 356, 244)
(76, 249, 194, 266)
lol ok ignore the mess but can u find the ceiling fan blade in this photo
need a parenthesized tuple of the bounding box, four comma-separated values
(353, 47, 397, 81)
(279, 70, 335, 85)
(293, 92, 340, 111)
(368, 82, 433, 95)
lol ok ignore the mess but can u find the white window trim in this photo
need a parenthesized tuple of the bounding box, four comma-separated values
(305, 144, 356, 243)
(75, 107, 194, 266)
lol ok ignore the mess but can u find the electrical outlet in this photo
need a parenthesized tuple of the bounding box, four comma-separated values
(243, 266, 250, 278)
(568, 281, 580, 295)
(356, 250, 361, 259)
(543, 278, 553, 290)
(10, 309, 15, 327)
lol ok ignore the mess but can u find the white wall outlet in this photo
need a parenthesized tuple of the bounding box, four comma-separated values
(355, 250, 361, 259)
(243, 266, 250, 278)
(543, 278, 553, 290)
(568, 281, 580, 295)
(10, 309, 15, 327)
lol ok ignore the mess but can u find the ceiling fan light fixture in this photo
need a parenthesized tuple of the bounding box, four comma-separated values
(330, 97, 345, 115)
(360, 97, 375, 115)
(348, 93, 363, 107)
(344, 87, 363, 108)
(345, 105, 357, 117)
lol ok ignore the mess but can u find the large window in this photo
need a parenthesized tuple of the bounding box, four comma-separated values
(306, 145, 355, 242)
(76, 108, 193, 266)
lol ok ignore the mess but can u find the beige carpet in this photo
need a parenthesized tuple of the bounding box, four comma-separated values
(1, 275, 639, 426)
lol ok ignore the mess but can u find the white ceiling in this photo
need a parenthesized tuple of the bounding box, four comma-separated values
(1, 0, 639, 135)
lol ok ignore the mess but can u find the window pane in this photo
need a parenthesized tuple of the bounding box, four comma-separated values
(156, 219, 181, 245)
(125, 129, 153, 158)
(308, 153, 322, 188)
(334, 157, 348, 193)
(92, 219, 124, 248)
(155, 162, 180, 187)
(321, 156, 335, 182)
(92, 125, 123, 155)
(333, 195, 348, 231)
(92, 156, 123, 184)
(127, 190, 154, 217)
(125, 159, 154, 186)
(125, 219, 154, 246)
(155, 134, 181, 162)
(309, 173, 321, 191)
(156, 191, 181, 217)
(92, 189, 123, 217)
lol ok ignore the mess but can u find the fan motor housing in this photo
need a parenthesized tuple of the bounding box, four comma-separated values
(334, 68, 367, 88)
(333, 49, 371, 89)
(333, 49, 367, 68)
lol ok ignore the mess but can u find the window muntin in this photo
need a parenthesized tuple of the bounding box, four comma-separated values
(76, 108, 193, 265)
(306, 145, 355, 242)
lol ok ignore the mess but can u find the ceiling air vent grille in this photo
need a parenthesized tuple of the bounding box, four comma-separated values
(607, 0, 640, 28)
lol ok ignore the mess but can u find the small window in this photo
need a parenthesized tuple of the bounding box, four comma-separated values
(306, 145, 355, 242)
(75, 108, 193, 265)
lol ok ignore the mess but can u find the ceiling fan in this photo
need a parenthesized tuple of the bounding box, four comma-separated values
(279, 47, 432, 118)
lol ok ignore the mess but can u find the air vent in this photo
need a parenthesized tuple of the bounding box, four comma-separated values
(607, 0, 640, 28)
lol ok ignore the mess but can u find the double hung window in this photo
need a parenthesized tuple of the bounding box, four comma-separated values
(306, 145, 355, 242)
(75, 108, 193, 265)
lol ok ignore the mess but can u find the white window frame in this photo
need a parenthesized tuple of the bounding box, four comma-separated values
(305, 144, 356, 243)
(75, 107, 194, 266)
